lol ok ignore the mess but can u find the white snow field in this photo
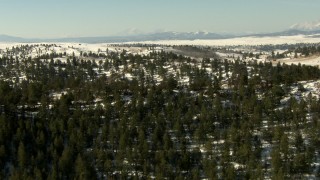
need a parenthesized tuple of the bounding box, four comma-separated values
(276, 56, 320, 66)
(124, 34, 320, 46)
(2, 35, 320, 68)
(1, 34, 320, 50)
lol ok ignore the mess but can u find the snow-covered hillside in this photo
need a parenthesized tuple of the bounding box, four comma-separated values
(0, 43, 153, 58)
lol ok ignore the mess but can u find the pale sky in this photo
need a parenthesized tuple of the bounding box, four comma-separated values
(1, 0, 319, 38)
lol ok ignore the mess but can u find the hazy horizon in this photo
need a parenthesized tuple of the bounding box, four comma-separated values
(1, 0, 320, 38)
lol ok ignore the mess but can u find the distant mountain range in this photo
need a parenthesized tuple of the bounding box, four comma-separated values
(0, 34, 26, 42)
(1, 29, 320, 43)
(0, 31, 230, 43)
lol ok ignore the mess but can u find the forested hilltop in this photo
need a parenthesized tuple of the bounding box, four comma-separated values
(0, 44, 320, 179)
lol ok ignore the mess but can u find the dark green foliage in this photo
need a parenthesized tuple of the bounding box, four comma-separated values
(0, 45, 319, 179)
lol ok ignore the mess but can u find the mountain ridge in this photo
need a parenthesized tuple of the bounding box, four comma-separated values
(289, 20, 320, 31)
(1, 29, 320, 43)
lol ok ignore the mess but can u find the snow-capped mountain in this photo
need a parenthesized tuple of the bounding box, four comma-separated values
(290, 20, 320, 31)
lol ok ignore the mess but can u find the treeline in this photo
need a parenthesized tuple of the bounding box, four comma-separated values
(0, 49, 319, 179)
(294, 45, 320, 57)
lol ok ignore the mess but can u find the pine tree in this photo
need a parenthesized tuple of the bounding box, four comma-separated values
(17, 141, 27, 169)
